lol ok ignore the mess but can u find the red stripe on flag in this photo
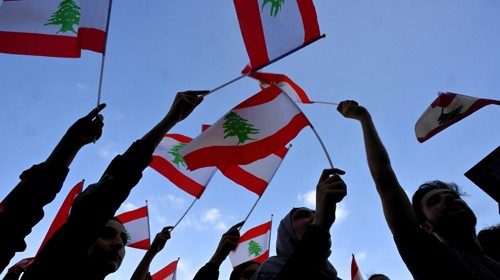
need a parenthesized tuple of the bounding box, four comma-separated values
(184, 113, 309, 170)
(234, 86, 282, 110)
(128, 238, 150, 250)
(150, 156, 205, 198)
(78, 27, 106, 53)
(166, 134, 193, 143)
(251, 250, 269, 264)
(0, 31, 80, 57)
(116, 206, 148, 223)
(297, 0, 321, 43)
(221, 166, 268, 196)
(234, 0, 269, 69)
(152, 260, 178, 280)
(273, 146, 289, 159)
(239, 221, 272, 243)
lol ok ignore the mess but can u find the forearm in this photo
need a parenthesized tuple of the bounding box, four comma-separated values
(46, 132, 85, 168)
(130, 250, 158, 280)
(193, 262, 220, 280)
(140, 112, 180, 154)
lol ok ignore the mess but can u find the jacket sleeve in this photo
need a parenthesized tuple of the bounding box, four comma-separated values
(0, 162, 68, 273)
(193, 263, 220, 280)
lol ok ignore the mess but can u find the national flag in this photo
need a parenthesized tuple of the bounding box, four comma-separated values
(38, 180, 83, 252)
(229, 221, 271, 267)
(11, 257, 35, 271)
(415, 92, 500, 142)
(180, 86, 310, 170)
(116, 205, 150, 250)
(249, 71, 312, 104)
(351, 254, 364, 280)
(234, 0, 321, 70)
(0, 0, 110, 57)
(149, 134, 217, 198)
(151, 259, 178, 280)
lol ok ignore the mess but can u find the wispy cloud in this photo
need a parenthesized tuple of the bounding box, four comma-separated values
(355, 251, 367, 261)
(118, 202, 138, 213)
(98, 144, 119, 161)
(76, 82, 88, 92)
(177, 259, 197, 280)
(202, 208, 221, 223)
(297, 190, 348, 222)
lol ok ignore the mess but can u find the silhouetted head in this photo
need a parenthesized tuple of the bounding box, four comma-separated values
(478, 224, 500, 262)
(368, 273, 390, 280)
(229, 261, 260, 280)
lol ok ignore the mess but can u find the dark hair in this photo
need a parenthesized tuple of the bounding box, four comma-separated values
(229, 261, 260, 280)
(478, 224, 500, 261)
(368, 274, 390, 280)
(411, 181, 462, 224)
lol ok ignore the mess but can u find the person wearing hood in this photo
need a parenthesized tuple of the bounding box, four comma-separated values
(252, 168, 346, 280)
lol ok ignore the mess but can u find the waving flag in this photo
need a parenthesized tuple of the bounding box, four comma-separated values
(249, 71, 312, 104)
(116, 205, 150, 250)
(152, 259, 178, 280)
(351, 254, 364, 280)
(234, 0, 321, 70)
(150, 134, 217, 198)
(221, 146, 289, 196)
(180, 86, 310, 170)
(37, 180, 84, 252)
(230, 221, 271, 267)
(415, 92, 500, 143)
(0, 0, 110, 57)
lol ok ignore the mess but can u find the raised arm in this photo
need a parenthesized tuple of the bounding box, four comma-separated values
(131, 227, 173, 280)
(337, 100, 417, 236)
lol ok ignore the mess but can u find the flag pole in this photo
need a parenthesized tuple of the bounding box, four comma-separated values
(145, 200, 151, 243)
(311, 101, 339, 106)
(309, 123, 334, 168)
(239, 144, 293, 230)
(96, 0, 114, 106)
(204, 34, 326, 97)
(268, 214, 273, 253)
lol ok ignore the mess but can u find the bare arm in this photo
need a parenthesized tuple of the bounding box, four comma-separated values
(337, 100, 417, 237)
(130, 227, 172, 280)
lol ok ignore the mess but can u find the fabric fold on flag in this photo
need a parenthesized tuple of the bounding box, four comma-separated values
(415, 92, 500, 143)
(229, 221, 272, 267)
(249, 71, 312, 104)
(234, 0, 321, 70)
(351, 254, 364, 280)
(150, 134, 217, 198)
(116, 205, 150, 250)
(180, 86, 310, 170)
(0, 0, 110, 57)
(152, 259, 178, 280)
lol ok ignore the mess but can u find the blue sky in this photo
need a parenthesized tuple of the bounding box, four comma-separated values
(1, 1, 499, 279)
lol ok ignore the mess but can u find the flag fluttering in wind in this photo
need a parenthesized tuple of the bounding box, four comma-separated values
(220, 146, 289, 196)
(180, 86, 310, 170)
(234, 0, 321, 71)
(415, 92, 500, 143)
(116, 205, 150, 250)
(38, 180, 83, 252)
(152, 259, 178, 280)
(351, 254, 364, 280)
(150, 134, 217, 198)
(249, 71, 312, 104)
(0, 0, 110, 57)
(229, 221, 271, 267)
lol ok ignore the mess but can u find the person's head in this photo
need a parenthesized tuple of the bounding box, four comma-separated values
(86, 218, 127, 278)
(478, 224, 500, 262)
(290, 207, 315, 240)
(412, 181, 476, 236)
(229, 261, 260, 280)
(368, 274, 390, 280)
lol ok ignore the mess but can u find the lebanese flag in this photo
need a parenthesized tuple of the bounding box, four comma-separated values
(38, 180, 84, 253)
(351, 254, 364, 280)
(249, 71, 312, 104)
(415, 92, 500, 143)
(234, 0, 321, 70)
(152, 259, 178, 280)
(229, 221, 271, 267)
(180, 86, 310, 170)
(116, 205, 150, 250)
(149, 134, 217, 198)
(0, 0, 110, 57)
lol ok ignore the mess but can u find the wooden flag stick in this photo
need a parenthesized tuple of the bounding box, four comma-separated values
(96, 0, 114, 107)
(204, 34, 326, 97)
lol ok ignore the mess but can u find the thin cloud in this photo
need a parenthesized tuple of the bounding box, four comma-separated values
(202, 208, 221, 223)
(76, 82, 88, 92)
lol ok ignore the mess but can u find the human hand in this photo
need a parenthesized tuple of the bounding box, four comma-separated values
(336, 100, 369, 121)
(66, 103, 106, 145)
(150, 226, 173, 254)
(209, 221, 244, 266)
(168, 91, 205, 122)
(313, 168, 347, 231)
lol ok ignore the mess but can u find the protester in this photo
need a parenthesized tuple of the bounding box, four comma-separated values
(367, 274, 390, 280)
(193, 221, 246, 280)
(252, 168, 346, 280)
(0, 104, 105, 273)
(478, 224, 500, 263)
(337, 100, 500, 279)
(21, 91, 204, 280)
(131, 226, 173, 280)
(229, 261, 260, 280)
